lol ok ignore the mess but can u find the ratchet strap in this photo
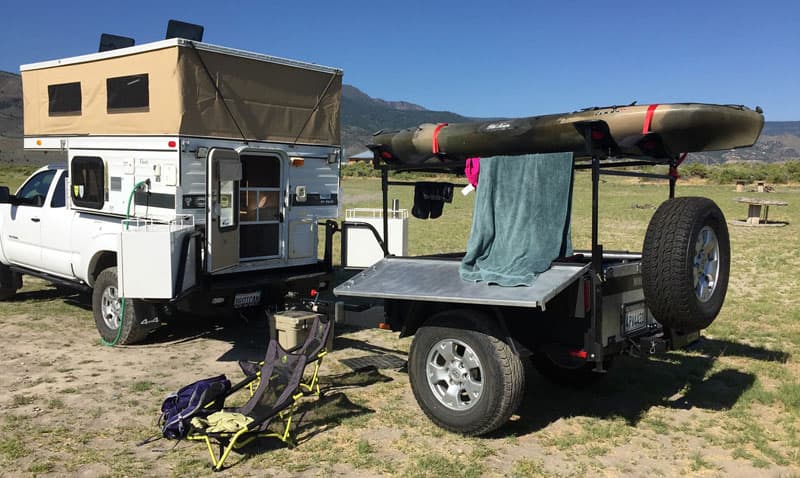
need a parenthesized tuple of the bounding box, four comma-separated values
(642, 104, 659, 134)
(431, 123, 448, 154)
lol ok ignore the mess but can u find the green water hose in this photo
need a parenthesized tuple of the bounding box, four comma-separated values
(101, 179, 148, 347)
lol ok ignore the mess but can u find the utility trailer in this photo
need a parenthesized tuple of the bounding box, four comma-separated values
(0, 26, 343, 344)
(334, 144, 734, 436)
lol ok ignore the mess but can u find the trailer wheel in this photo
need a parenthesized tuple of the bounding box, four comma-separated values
(408, 309, 524, 436)
(92, 267, 157, 345)
(532, 347, 611, 387)
(642, 197, 730, 331)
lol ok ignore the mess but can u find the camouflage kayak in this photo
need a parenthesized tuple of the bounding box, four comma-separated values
(368, 103, 764, 164)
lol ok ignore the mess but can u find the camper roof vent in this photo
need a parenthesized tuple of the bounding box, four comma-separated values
(98, 33, 135, 52)
(166, 20, 204, 42)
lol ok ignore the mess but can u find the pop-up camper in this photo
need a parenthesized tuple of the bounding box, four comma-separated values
(5, 30, 343, 343)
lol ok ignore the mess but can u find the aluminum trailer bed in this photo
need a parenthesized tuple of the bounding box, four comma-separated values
(334, 256, 589, 310)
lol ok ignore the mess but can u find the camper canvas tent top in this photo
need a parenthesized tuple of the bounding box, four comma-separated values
(21, 38, 342, 146)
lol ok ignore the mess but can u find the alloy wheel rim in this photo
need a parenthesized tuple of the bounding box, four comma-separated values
(693, 225, 720, 303)
(425, 339, 483, 411)
(101, 285, 121, 330)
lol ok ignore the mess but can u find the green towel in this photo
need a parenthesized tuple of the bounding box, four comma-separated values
(460, 153, 574, 286)
(191, 411, 253, 433)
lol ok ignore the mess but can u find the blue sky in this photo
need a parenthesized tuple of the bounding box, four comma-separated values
(1, 0, 797, 120)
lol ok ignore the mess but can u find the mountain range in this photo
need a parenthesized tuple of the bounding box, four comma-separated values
(1, 71, 797, 164)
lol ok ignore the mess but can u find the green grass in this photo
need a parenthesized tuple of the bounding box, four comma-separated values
(511, 458, 546, 477)
(130, 381, 155, 392)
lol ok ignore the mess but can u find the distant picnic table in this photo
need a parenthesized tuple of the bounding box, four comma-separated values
(730, 197, 788, 227)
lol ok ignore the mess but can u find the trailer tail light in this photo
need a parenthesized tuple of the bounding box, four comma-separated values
(569, 349, 588, 359)
(168, 140, 177, 148)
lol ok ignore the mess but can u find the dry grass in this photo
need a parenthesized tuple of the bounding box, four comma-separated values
(0, 169, 799, 476)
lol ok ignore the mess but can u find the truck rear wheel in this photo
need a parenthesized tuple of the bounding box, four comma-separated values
(92, 267, 157, 345)
(642, 197, 730, 331)
(408, 309, 524, 436)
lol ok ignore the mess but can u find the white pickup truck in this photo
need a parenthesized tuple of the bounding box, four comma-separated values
(0, 166, 113, 311)
(0, 164, 166, 343)
(0, 161, 337, 345)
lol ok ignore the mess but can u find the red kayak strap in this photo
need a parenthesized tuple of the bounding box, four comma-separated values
(670, 152, 688, 178)
(642, 104, 659, 134)
(432, 123, 448, 154)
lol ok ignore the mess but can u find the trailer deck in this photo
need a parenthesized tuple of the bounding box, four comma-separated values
(333, 256, 589, 309)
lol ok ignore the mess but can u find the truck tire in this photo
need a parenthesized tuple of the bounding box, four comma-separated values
(408, 309, 525, 436)
(532, 346, 611, 387)
(0, 264, 21, 301)
(92, 267, 157, 345)
(642, 197, 730, 331)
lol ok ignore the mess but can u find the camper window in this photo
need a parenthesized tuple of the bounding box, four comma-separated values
(48, 82, 82, 115)
(71, 156, 105, 209)
(106, 73, 149, 111)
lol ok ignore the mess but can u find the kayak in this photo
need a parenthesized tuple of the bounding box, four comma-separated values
(368, 103, 764, 164)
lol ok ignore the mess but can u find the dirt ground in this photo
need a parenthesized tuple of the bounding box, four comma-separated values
(1, 280, 799, 477)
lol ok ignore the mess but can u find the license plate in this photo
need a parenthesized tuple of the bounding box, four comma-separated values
(623, 303, 648, 334)
(233, 291, 261, 308)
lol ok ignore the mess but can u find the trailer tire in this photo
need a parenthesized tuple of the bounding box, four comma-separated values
(642, 197, 730, 331)
(92, 267, 157, 345)
(532, 347, 611, 387)
(408, 309, 525, 436)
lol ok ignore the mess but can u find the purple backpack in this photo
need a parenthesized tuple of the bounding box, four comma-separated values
(159, 374, 231, 439)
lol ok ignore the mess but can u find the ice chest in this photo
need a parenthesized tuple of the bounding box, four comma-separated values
(272, 310, 333, 352)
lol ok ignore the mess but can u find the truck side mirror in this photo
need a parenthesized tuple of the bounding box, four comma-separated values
(0, 186, 9, 204)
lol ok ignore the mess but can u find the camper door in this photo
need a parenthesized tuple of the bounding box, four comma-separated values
(207, 148, 241, 272)
(285, 154, 340, 260)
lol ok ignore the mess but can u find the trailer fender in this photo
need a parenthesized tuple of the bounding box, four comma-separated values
(394, 301, 530, 358)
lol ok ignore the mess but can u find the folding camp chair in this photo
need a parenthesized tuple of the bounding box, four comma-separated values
(239, 313, 332, 397)
(187, 339, 308, 471)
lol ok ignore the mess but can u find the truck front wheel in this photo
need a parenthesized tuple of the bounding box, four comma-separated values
(92, 267, 157, 345)
(408, 309, 525, 436)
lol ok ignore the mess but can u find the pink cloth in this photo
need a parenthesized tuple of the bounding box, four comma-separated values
(465, 157, 481, 187)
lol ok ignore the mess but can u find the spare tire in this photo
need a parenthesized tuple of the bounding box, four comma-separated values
(642, 197, 730, 331)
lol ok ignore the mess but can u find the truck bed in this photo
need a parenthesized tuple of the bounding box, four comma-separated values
(333, 256, 589, 309)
